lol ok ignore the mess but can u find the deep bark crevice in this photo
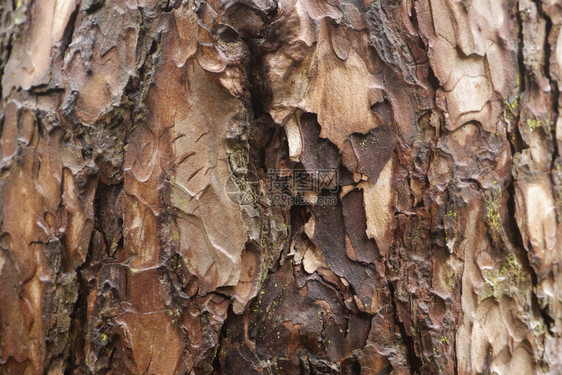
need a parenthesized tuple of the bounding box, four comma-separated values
(387, 280, 423, 374)
(535, 0, 561, 167)
(60, 4, 79, 59)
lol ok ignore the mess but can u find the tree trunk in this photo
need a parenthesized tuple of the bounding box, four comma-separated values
(0, 0, 561, 373)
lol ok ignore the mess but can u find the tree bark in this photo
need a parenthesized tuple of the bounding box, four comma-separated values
(0, 0, 561, 373)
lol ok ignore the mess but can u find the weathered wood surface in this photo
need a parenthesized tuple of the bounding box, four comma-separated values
(0, 0, 560, 373)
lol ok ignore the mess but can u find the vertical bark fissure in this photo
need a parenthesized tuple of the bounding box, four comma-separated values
(535, 0, 560, 166)
(388, 279, 423, 374)
(533, 1, 558, 337)
(60, 6, 79, 60)
(0, 0, 15, 99)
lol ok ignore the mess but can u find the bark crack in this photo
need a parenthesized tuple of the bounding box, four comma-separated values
(387, 280, 423, 374)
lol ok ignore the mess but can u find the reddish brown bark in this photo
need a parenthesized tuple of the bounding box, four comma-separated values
(0, 0, 561, 374)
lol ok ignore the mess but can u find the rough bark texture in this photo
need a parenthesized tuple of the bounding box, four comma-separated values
(0, 0, 561, 373)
